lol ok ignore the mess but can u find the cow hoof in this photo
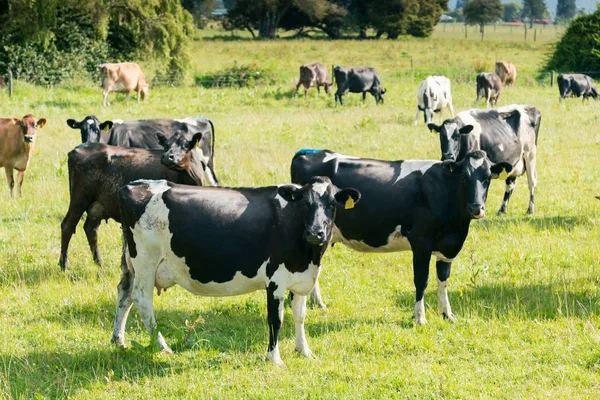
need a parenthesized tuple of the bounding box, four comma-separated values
(526, 208, 534, 215)
(442, 312, 457, 323)
(312, 301, 328, 310)
(497, 209, 506, 216)
(110, 336, 126, 347)
(161, 348, 174, 355)
(296, 347, 315, 359)
(266, 354, 285, 367)
(413, 315, 428, 326)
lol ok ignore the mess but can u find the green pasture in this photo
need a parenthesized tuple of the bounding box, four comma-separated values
(0, 25, 599, 398)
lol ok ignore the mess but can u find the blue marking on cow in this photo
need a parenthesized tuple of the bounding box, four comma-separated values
(195, 116, 210, 122)
(295, 149, 323, 156)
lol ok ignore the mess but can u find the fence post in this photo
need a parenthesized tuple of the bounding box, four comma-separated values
(331, 64, 335, 86)
(534, 29, 537, 42)
(524, 23, 527, 42)
(410, 57, 413, 70)
(8, 70, 13, 97)
(550, 71, 554, 87)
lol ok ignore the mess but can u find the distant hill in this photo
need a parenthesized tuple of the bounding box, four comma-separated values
(448, 0, 599, 15)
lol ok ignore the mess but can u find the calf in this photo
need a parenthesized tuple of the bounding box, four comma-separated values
(59, 141, 206, 270)
(476, 72, 502, 108)
(0, 115, 47, 197)
(66, 116, 218, 185)
(428, 104, 541, 215)
(98, 62, 149, 106)
(414, 76, 454, 125)
(291, 150, 511, 321)
(495, 61, 517, 86)
(113, 177, 360, 366)
(333, 66, 386, 105)
(295, 62, 333, 97)
(557, 74, 598, 102)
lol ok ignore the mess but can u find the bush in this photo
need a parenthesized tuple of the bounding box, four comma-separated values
(195, 63, 277, 88)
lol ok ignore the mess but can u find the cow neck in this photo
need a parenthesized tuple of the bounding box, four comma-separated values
(426, 168, 471, 234)
(184, 149, 206, 186)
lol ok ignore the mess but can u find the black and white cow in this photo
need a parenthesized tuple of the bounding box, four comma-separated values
(333, 66, 386, 105)
(66, 116, 218, 185)
(414, 76, 454, 125)
(113, 177, 360, 366)
(290, 149, 511, 322)
(428, 104, 541, 215)
(557, 74, 599, 102)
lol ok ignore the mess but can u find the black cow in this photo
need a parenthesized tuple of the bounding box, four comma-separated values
(66, 116, 218, 185)
(113, 177, 360, 366)
(333, 66, 386, 105)
(291, 149, 511, 321)
(475, 73, 502, 108)
(428, 104, 541, 215)
(557, 74, 599, 102)
(59, 142, 206, 270)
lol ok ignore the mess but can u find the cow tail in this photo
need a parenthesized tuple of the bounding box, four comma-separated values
(207, 118, 218, 185)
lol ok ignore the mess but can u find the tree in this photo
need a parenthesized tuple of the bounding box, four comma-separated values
(556, 0, 577, 22)
(464, 0, 503, 40)
(522, 0, 547, 28)
(503, 2, 523, 21)
(455, 0, 466, 9)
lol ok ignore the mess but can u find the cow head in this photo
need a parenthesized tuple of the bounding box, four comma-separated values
(19, 114, 46, 144)
(66, 116, 113, 143)
(428, 121, 474, 161)
(140, 83, 149, 101)
(277, 176, 361, 247)
(443, 151, 512, 219)
(495, 62, 508, 77)
(325, 82, 334, 95)
(158, 130, 201, 171)
(376, 88, 386, 104)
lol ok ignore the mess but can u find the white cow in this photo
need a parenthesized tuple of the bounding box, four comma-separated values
(414, 76, 454, 125)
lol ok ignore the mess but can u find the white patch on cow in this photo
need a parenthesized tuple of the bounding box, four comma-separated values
(274, 194, 288, 208)
(291, 294, 313, 358)
(174, 117, 198, 125)
(394, 161, 438, 183)
(322, 152, 359, 163)
(86, 119, 94, 125)
(312, 182, 328, 196)
(497, 143, 505, 152)
(469, 157, 485, 169)
(332, 225, 412, 253)
(112, 119, 124, 124)
(456, 111, 483, 140)
(414, 299, 427, 325)
(437, 279, 455, 322)
(433, 251, 455, 263)
(266, 345, 284, 367)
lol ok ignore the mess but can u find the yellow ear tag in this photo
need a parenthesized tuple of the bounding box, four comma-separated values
(291, 194, 295, 200)
(345, 197, 355, 210)
(449, 165, 454, 173)
(103, 125, 110, 132)
(498, 168, 509, 180)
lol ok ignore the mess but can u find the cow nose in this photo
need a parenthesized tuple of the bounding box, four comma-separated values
(306, 230, 326, 245)
(442, 153, 455, 161)
(23, 136, 34, 143)
(469, 205, 485, 219)
(168, 154, 174, 161)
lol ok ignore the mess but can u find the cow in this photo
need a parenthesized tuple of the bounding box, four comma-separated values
(333, 66, 386, 105)
(495, 61, 517, 87)
(98, 62, 149, 106)
(290, 149, 511, 321)
(66, 116, 218, 185)
(295, 62, 333, 97)
(0, 115, 47, 197)
(112, 177, 360, 366)
(557, 74, 599, 102)
(414, 76, 454, 125)
(428, 104, 541, 215)
(475, 72, 502, 108)
(58, 140, 207, 271)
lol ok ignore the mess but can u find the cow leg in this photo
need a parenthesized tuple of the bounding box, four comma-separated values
(412, 249, 431, 325)
(83, 215, 103, 266)
(317, 85, 321, 94)
(362, 92, 366, 102)
(291, 292, 314, 358)
(436, 260, 456, 322)
(524, 149, 537, 215)
(4, 167, 14, 198)
(498, 176, 517, 215)
(102, 90, 109, 106)
(59, 198, 91, 270)
(448, 101, 455, 118)
(15, 170, 25, 197)
(111, 246, 134, 347)
(308, 280, 327, 309)
(485, 90, 491, 108)
(294, 81, 301, 96)
(414, 109, 421, 125)
(304, 86, 308, 98)
(265, 282, 285, 367)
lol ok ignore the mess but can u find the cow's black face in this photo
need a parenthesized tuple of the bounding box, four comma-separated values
(159, 130, 202, 171)
(278, 177, 361, 247)
(429, 121, 473, 161)
(444, 151, 512, 219)
(66, 116, 113, 143)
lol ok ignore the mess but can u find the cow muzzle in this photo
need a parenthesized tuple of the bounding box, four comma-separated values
(306, 230, 326, 246)
(469, 205, 485, 219)
(23, 136, 34, 143)
(442, 153, 455, 162)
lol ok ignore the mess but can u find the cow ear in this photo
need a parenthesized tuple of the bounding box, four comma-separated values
(37, 118, 47, 128)
(443, 159, 460, 173)
(66, 119, 80, 129)
(278, 185, 303, 202)
(490, 162, 513, 179)
(100, 121, 113, 132)
(335, 188, 361, 210)
(156, 133, 168, 147)
(191, 132, 203, 149)
(458, 125, 473, 134)
(428, 123, 441, 133)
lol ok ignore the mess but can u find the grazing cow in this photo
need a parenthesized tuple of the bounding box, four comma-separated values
(428, 104, 541, 215)
(333, 66, 386, 105)
(291, 149, 511, 321)
(112, 177, 360, 366)
(295, 62, 333, 97)
(0, 115, 47, 197)
(414, 76, 454, 125)
(476, 72, 502, 108)
(66, 116, 218, 185)
(557, 74, 599, 102)
(98, 62, 149, 106)
(495, 61, 517, 86)
(59, 142, 206, 270)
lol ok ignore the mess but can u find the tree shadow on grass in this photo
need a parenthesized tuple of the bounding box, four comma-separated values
(477, 214, 596, 231)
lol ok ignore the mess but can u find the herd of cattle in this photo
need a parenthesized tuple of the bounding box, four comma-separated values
(0, 59, 597, 367)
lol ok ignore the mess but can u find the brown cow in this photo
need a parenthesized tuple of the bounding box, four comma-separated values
(476, 73, 503, 108)
(98, 62, 149, 106)
(295, 62, 333, 97)
(0, 115, 47, 197)
(495, 61, 517, 87)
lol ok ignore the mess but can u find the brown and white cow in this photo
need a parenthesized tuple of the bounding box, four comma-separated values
(0, 115, 47, 197)
(476, 73, 502, 108)
(295, 62, 333, 97)
(98, 62, 149, 106)
(495, 61, 517, 87)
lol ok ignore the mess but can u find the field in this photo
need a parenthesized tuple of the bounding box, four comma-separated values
(1, 24, 600, 399)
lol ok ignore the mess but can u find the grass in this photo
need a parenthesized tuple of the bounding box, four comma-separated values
(1, 24, 599, 399)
